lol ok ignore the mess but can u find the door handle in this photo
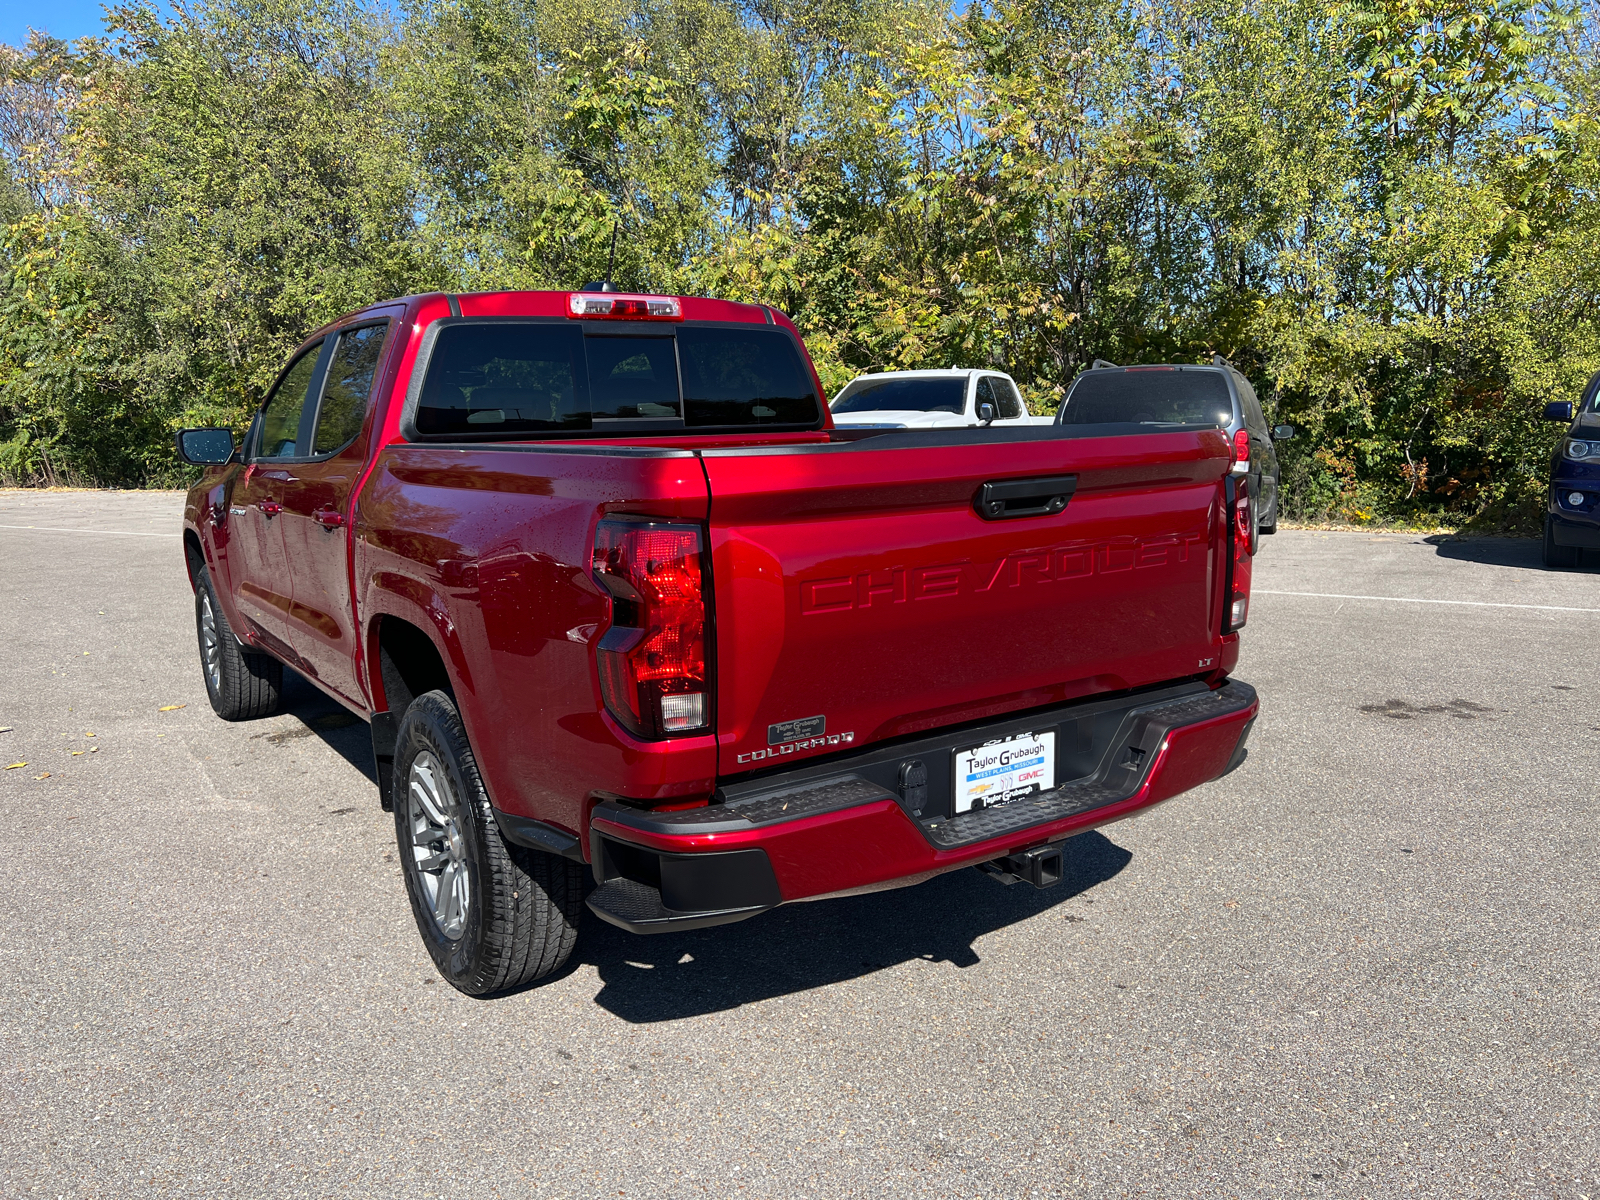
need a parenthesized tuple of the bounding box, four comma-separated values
(974, 474, 1078, 520)
(259, 500, 282, 517)
(313, 508, 345, 529)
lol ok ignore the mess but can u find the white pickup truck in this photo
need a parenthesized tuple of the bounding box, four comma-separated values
(829, 369, 1050, 428)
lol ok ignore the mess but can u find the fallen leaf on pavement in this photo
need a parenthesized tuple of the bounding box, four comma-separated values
(34, 772, 50, 780)
(5, 762, 25, 770)
(158, 704, 186, 712)
(0, 726, 12, 734)
(71, 751, 84, 756)
(84, 732, 95, 737)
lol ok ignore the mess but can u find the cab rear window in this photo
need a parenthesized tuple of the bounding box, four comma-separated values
(410, 321, 821, 438)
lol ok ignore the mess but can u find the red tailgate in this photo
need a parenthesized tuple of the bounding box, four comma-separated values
(700, 429, 1232, 775)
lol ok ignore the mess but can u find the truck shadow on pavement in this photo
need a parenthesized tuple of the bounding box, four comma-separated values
(1425, 533, 1597, 572)
(271, 670, 377, 783)
(262, 672, 1133, 1019)
(573, 831, 1131, 1023)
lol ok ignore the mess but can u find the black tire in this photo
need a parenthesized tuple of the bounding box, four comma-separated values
(1259, 474, 1279, 535)
(393, 690, 583, 995)
(195, 566, 282, 720)
(1544, 515, 1581, 569)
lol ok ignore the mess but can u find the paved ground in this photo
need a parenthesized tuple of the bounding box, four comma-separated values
(1, 490, 1597, 1199)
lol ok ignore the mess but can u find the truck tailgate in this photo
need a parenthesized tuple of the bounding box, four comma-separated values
(701, 427, 1232, 775)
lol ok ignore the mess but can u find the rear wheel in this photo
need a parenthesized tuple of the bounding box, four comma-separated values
(393, 690, 583, 995)
(1259, 474, 1279, 535)
(1543, 515, 1581, 569)
(195, 566, 282, 720)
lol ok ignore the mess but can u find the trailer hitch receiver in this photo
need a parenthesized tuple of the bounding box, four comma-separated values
(976, 843, 1064, 889)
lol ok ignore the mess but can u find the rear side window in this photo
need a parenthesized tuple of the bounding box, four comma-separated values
(832, 377, 965, 415)
(313, 322, 390, 454)
(255, 342, 323, 460)
(1060, 369, 1232, 426)
(410, 321, 821, 438)
(1234, 373, 1267, 433)
(677, 327, 819, 425)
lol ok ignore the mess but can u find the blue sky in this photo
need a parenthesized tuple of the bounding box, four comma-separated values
(0, 0, 172, 46)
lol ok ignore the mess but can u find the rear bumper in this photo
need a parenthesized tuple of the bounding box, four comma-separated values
(584, 678, 1258, 933)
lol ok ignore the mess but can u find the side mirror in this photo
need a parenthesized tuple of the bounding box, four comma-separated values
(1544, 401, 1574, 422)
(1272, 424, 1296, 440)
(976, 401, 997, 425)
(176, 428, 235, 465)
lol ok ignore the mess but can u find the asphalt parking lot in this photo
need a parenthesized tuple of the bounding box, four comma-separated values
(2, 489, 1597, 1199)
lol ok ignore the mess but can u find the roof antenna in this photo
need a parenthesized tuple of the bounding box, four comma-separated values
(582, 222, 621, 292)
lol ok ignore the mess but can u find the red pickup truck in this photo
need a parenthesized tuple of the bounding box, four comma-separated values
(177, 289, 1259, 995)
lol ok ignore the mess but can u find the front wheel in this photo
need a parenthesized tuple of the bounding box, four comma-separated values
(195, 566, 282, 720)
(1544, 515, 1581, 569)
(393, 690, 583, 995)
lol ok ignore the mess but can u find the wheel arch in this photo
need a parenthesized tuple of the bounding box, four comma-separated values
(370, 613, 454, 716)
(183, 528, 206, 590)
(365, 610, 459, 812)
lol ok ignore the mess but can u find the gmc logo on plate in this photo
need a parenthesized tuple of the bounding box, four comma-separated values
(799, 532, 1206, 615)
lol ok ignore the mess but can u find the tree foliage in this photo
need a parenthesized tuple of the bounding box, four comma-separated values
(1, 0, 1597, 527)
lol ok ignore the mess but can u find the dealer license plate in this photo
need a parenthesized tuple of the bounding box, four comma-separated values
(953, 731, 1056, 814)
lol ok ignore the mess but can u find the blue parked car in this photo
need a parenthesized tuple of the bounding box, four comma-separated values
(1541, 368, 1600, 568)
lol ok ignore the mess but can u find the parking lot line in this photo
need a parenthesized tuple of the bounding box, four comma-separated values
(0, 524, 169, 537)
(1255, 588, 1600, 614)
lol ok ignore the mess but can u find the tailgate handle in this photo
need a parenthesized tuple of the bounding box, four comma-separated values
(974, 474, 1078, 520)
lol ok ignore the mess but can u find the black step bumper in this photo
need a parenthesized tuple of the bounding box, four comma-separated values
(585, 678, 1258, 933)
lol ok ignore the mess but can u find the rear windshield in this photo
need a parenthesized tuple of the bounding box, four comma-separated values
(411, 321, 821, 438)
(1059, 369, 1233, 425)
(832, 377, 966, 415)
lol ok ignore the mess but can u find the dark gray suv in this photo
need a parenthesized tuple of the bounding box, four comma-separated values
(1055, 357, 1294, 538)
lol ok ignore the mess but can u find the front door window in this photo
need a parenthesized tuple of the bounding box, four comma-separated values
(256, 345, 323, 460)
(989, 376, 1024, 420)
(313, 324, 389, 454)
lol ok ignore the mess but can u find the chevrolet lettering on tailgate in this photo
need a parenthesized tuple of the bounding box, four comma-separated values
(799, 532, 1208, 615)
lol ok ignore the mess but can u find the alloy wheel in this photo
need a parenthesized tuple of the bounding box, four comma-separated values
(406, 750, 471, 939)
(199, 590, 223, 694)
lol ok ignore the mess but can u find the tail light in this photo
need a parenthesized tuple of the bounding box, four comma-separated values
(1226, 489, 1252, 632)
(592, 518, 709, 738)
(1230, 427, 1250, 475)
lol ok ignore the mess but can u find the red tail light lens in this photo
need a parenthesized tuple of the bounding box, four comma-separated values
(1232, 427, 1250, 471)
(592, 519, 708, 738)
(1227, 491, 1252, 631)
